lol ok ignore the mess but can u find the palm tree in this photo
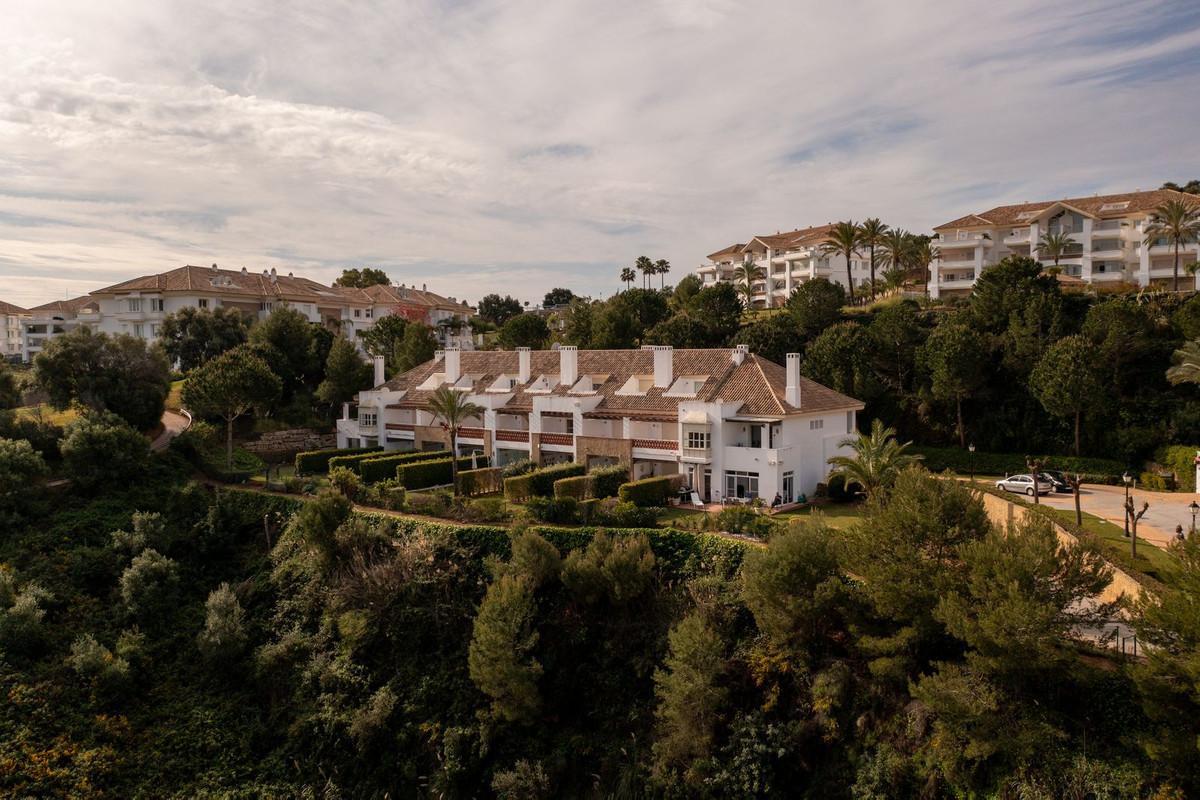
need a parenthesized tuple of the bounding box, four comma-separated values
(426, 386, 486, 496)
(1166, 339, 1200, 386)
(827, 418, 923, 498)
(857, 218, 889, 301)
(1037, 230, 1077, 268)
(635, 256, 655, 290)
(620, 267, 636, 289)
(821, 221, 862, 303)
(733, 261, 765, 309)
(654, 259, 671, 289)
(1143, 198, 1200, 291)
(907, 239, 940, 299)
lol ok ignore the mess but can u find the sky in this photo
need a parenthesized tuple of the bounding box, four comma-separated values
(1, 0, 1199, 309)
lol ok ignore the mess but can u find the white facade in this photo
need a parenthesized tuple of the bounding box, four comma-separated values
(928, 190, 1200, 298)
(0, 303, 29, 361)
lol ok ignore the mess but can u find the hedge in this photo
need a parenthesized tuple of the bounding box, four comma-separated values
(504, 461, 586, 502)
(1155, 445, 1198, 492)
(618, 475, 674, 507)
(294, 446, 382, 475)
(911, 446, 1128, 484)
(395, 455, 490, 490)
(358, 449, 450, 483)
(456, 466, 503, 497)
(590, 463, 630, 499)
(553, 474, 591, 500)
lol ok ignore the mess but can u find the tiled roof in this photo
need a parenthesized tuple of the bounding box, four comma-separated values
(0, 300, 28, 315)
(707, 243, 746, 260)
(91, 265, 371, 306)
(375, 348, 862, 420)
(28, 296, 99, 315)
(721, 224, 836, 258)
(360, 283, 474, 314)
(933, 189, 1196, 230)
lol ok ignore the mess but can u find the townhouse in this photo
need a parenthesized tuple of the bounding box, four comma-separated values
(697, 224, 874, 307)
(928, 189, 1200, 298)
(356, 282, 474, 350)
(22, 296, 101, 362)
(0, 301, 29, 362)
(338, 345, 864, 503)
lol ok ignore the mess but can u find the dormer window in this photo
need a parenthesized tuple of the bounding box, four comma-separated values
(1015, 211, 1038, 221)
(568, 374, 608, 395)
(1099, 201, 1130, 212)
(417, 374, 447, 391)
(526, 375, 559, 394)
(452, 374, 476, 390)
(487, 374, 518, 393)
(664, 375, 709, 398)
(616, 375, 654, 396)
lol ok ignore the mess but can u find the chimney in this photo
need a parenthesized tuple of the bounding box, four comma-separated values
(517, 346, 531, 382)
(444, 346, 461, 383)
(211, 263, 218, 271)
(732, 344, 749, 365)
(373, 354, 386, 387)
(241, 266, 248, 275)
(785, 353, 801, 407)
(422, 283, 427, 292)
(559, 345, 578, 386)
(645, 345, 672, 388)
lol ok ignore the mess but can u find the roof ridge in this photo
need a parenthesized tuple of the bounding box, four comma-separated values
(751, 355, 788, 414)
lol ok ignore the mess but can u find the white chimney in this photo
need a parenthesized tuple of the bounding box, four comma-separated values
(732, 344, 749, 365)
(785, 353, 801, 407)
(647, 345, 673, 388)
(517, 346, 531, 382)
(559, 345, 578, 386)
(373, 355, 386, 387)
(444, 346, 461, 383)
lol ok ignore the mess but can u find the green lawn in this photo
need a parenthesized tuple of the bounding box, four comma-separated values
(1041, 506, 1178, 586)
(166, 379, 185, 411)
(15, 403, 80, 427)
(774, 503, 865, 530)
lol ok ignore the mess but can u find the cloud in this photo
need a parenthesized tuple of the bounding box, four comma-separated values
(0, 0, 1198, 308)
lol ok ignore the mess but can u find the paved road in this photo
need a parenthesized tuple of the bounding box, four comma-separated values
(151, 410, 191, 451)
(1012, 483, 1193, 547)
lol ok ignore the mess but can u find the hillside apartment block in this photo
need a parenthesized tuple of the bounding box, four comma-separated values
(696, 224, 874, 307)
(8, 264, 474, 363)
(929, 189, 1200, 298)
(0, 300, 29, 361)
(337, 345, 864, 503)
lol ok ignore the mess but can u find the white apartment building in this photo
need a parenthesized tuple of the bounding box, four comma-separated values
(337, 345, 864, 503)
(697, 225, 873, 307)
(0, 301, 30, 362)
(21, 296, 101, 362)
(356, 282, 474, 350)
(929, 189, 1200, 298)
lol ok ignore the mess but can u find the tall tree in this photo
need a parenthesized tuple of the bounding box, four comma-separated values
(654, 259, 671, 289)
(248, 307, 317, 397)
(635, 256, 655, 290)
(827, 418, 922, 498)
(477, 294, 524, 326)
(868, 301, 926, 394)
(732, 262, 765, 309)
(921, 321, 987, 447)
(858, 218, 890, 300)
(158, 306, 250, 371)
(426, 386, 485, 495)
(1029, 335, 1101, 455)
(497, 314, 550, 349)
(786, 277, 846, 338)
(394, 324, 438, 373)
(1143, 198, 1200, 291)
(1037, 230, 1077, 269)
(315, 336, 373, 407)
(820, 220, 862, 303)
(359, 315, 408, 372)
(907, 238, 940, 298)
(332, 267, 390, 288)
(619, 267, 636, 289)
(542, 288, 575, 308)
(878, 228, 913, 276)
(0, 360, 20, 410)
(182, 346, 282, 469)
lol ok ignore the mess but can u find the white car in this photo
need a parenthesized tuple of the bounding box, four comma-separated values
(995, 474, 1053, 497)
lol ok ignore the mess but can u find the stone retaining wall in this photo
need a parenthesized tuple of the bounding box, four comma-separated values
(243, 429, 336, 458)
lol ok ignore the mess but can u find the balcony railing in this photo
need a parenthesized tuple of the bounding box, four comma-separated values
(386, 423, 416, 431)
(495, 429, 529, 443)
(458, 426, 486, 439)
(540, 432, 574, 446)
(632, 438, 678, 451)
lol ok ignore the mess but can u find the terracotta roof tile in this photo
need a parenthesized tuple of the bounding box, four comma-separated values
(933, 189, 1196, 231)
(0, 300, 29, 315)
(360, 283, 474, 314)
(28, 296, 99, 315)
(92, 265, 371, 306)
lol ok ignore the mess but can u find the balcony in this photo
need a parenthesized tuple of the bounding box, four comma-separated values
(937, 235, 992, 250)
(540, 432, 574, 447)
(495, 429, 530, 444)
(1004, 230, 1031, 244)
(632, 438, 678, 452)
(458, 426, 486, 440)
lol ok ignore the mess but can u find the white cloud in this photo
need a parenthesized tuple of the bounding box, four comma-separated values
(0, 0, 1198, 308)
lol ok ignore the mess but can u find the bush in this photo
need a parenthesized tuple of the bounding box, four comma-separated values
(358, 450, 449, 483)
(596, 499, 659, 528)
(502, 458, 536, 478)
(328, 466, 362, 499)
(61, 411, 150, 490)
(461, 497, 511, 523)
(294, 446, 382, 475)
(396, 455, 490, 490)
(174, 422, 263, 483)
(69, 634, 130, 696)
(119, 549, 180, 621)
(196, 583, 249, 664)
(712, 506, 777, 540)
(1139, 471, 1169, 491)
(618, 475, 674, 507)
(553, 474, 591, 500)
(911, 446, 1128, 484)
(0, 575, 52, 658)
(0, 437, 47, 489)
(1154, 445, 1198, 491)
(826, 473, 858, 503)
(504, 462, 586, 501)
(405, 490, 453, 516)
(526, 496, 580, 524)
(457, 466, 503, 497)
(589, 463, 630, 499)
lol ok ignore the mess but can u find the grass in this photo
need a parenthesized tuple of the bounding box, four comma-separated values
(658, 507, 708, 525)
(775, 502, 865, 530)
(15, 403, 80, 427)
(166, 379, 185, 411)
(1041, 506, 1178, 587)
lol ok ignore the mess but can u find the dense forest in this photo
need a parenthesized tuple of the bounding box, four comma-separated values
(2, 445, 1199, 797)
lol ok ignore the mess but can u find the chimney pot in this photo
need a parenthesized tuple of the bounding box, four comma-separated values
(444, 346, 461, 383)
(785, 353, 802, 407)
(559, 345, 578, 386)
(516, 346, 531, 382)
(648, 345, 673, 388)
(732, 344, 749, 365)
(373, 354, 386, 386)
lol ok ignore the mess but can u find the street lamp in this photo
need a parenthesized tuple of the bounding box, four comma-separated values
(968, 443, 976, 484)
(1190, 500, 1199, 534)
(1122, 472, 1132, 538)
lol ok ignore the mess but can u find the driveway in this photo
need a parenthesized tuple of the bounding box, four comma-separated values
(1029, 483, 1194, 548)
(151, 410, 191, 451)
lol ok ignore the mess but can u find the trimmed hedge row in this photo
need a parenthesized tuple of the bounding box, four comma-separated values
(590, 463, 630, 499)
(294, 445, 382, 475)
(358, 449, 448, 483)
(618, 475, 675, 507)
(553, 474, 591, 500)
(396, 455, 490, 490)
(1154, 445, 1197, 492)
(504, 461, 587, 502)
(911, 446, 1128, 483)
(456, 466, 503, 497)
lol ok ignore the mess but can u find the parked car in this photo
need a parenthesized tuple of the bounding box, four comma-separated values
(1039, 471, 1074, 493)
(995, 474, 1054, 496)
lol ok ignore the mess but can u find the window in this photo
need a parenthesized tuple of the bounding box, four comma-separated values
(127, 299, 142, 312)
(365, 308, 373, 318)
(198, 299, 209, 309)
(809, 419, 824, 430)
(150, 324, 159, 337)
(354, 309, 361, 318)
(132, 323, 144, 338)
(846, 411, 854, 433)
(359, 411, 377, 428)
(957, 230, 968, 240)
(260, 302, 274, 312)
(150, 299, 164, 312)
(686, 431, 710, 449)
(724, 470, 759, 500)
(783, 472, 794, 502)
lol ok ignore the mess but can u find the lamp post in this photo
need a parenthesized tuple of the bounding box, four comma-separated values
(1190, 500, 1199, 534)
(968, 443, 976, 484)
(1122, 472, 1131, 538)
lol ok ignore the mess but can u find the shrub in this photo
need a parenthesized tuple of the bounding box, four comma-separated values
(0, 578, 52, 657)
(526, 496, 580, 524)
(1139, 471, 1169, 492)
(61, 412, 150, 490)
(553, 474, 591, 500)
(457, 466, 503, 497)
(69, 634, 130, 694)
(174, 422, 263, 483)
(396, 456, 490, 490)
(119, 549, 180, 620)
(359, 450, 450, 483)
(405, 490, 453, 516)
(826, 473, 858, 503)
(502, 458, 536, 478)
(505, 462, 586, 501)
(0, 438, 47, 489)
(561, 531, 656, 605)
(589, 463, 630, 499)
(294, 446, 382, 475)
(326, 449, 393, 475)
(597, 499, 659, 528)
(462, 497, 511, 523)
(1154, 445, 1198, 491)
(712, 506, 777, 540)
(196, 583, 249, 664)
(618, 475, 674, 507)
(328, 466, 362, 499)
(110, 511, 168, 556)
(911, 446, 1127, 484)
(492, 760, 551, 800)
